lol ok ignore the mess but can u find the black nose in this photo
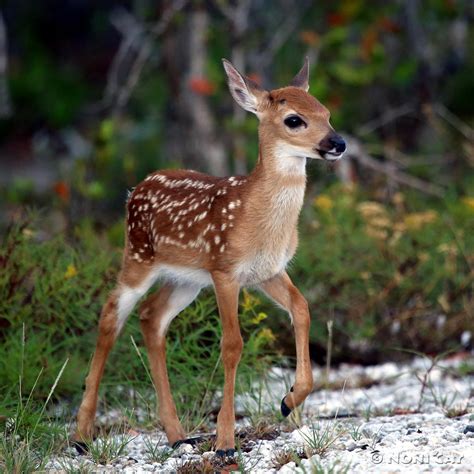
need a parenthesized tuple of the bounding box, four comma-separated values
(328, 135, 346, 154)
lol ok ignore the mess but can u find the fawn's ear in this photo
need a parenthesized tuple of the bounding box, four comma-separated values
(289, 57, 309, 92)
(222, 59, 265, 115)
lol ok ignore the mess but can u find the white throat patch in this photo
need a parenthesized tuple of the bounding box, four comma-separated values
(273, 142, 308, 175)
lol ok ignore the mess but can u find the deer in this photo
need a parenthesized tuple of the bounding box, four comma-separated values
(73, 57, 346, 458)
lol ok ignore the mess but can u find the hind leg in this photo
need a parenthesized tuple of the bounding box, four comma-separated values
(74, 260, 158, 444)
(139, 283, 201, 445)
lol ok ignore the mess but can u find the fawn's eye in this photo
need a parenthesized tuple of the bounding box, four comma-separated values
(284, 115, 305, 129)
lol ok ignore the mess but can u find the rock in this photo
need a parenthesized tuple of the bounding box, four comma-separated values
(463, 424, 474, 434)
(346, 441, 357, 451)
(279, 461, 297, 473)
(290, 425, 313, 445)
(443, 429, 462, 442)
(174, 443, 194, 456)
(413, 436, 428, 446)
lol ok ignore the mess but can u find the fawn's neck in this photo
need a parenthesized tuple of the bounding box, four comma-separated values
(244, 139, 307, 233)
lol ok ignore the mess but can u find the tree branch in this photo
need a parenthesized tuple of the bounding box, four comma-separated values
(100, 1, 187, 115)
(345, 136, 445, 197)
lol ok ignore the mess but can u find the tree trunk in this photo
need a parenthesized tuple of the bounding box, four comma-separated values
(162, 4, 228, 175)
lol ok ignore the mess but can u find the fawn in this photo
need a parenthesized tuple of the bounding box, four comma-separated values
(74, 58, 345, 457)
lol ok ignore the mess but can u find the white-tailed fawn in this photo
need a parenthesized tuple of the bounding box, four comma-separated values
(74, 57, 346, 457)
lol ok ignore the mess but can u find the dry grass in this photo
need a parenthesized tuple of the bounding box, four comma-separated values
(236, 420, 280, 452)
(176, 458, 217, 474)
(272, 448, 306, 469)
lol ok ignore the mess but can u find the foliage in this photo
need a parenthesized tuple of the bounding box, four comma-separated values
(290, 185, 474, 362)
(0, 215, 277, 429)
(0, 0, 472, 372)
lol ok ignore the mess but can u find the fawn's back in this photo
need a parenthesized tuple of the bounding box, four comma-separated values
(126, 166, 305, 287)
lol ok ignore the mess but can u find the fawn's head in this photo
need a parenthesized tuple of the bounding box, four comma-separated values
(223, 58, 345, 164)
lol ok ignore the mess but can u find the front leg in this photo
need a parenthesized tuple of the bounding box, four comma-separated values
(212, 271, 242, 456)
(259, 272, 313, 416)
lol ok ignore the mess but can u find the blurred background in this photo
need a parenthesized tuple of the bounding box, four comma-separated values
(0, 0, 473, 403)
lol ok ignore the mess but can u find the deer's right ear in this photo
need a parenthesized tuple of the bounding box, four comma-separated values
(222, 59, 264, 115)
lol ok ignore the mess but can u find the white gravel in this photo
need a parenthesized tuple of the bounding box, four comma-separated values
(48, 357, 474, 473)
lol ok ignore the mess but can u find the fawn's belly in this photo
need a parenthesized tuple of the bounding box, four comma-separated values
(234, 249, 292, 286)
(154, 249, 291, 289)
(154, 264, 214, 287)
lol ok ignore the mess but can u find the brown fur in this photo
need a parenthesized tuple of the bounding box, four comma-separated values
(75, 58, 343, 452)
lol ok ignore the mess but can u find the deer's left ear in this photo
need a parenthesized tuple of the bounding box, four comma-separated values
(289, 57, 309, 92)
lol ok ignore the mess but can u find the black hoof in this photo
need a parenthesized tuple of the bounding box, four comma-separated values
(281, 397, 292, 417)
(72, 440, 89, 454)
(172, 435, 215, 449)
(215, 448, 235, 458)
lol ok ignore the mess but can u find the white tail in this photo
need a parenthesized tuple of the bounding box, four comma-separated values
(74, 57, 346, 456)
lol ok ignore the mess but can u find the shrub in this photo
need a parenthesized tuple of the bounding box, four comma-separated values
(290, 185, 474, 363)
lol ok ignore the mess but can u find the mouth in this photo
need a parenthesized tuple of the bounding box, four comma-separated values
(313, 149, 345, 161)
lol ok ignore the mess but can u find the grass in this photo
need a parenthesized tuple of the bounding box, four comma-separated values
(176, 457, 216, 474)
(0, 214, 278, 437)
(143, 435, 174, 463)
(347, 422, 363, 442)
(272, 448, 306, 469)
(53, 456, 95, 473)
(297, 421, 347, 458)
(84, 429, 135, 465)
(272, 447, 351, 473)
(0, 327, 69, 473)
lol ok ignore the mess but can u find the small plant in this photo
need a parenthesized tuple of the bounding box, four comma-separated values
(272, 448, 305, 469)
(53, 457, 95, 474)
(444, 404, 469, 418)
(233, 444, 262, 474)
(400, 348, 470, 417)
(84, 429, 135, 465)
(194, 437, 216, 454)
(0, 437, 46, 474)
(238, 419, 280, 443)
(239, 375, 273, 427)
(142, 435, 174, 463)
(298, 421, 346, 457)
(347, 422, 363, 442)
(177, 457, 216, 474)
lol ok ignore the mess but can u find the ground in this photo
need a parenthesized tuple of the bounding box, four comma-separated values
(48, 357, 474, 473)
